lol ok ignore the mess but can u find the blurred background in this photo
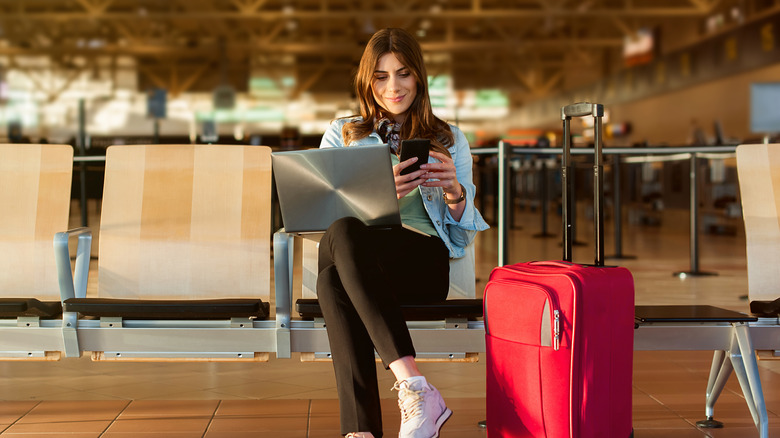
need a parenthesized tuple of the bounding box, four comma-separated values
(2, 0, 780, 149)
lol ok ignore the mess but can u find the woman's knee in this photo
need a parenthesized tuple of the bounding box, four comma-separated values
(320, 217, 367, 260)
(317, 264, 339, 293)
(326, 217, 366, 240)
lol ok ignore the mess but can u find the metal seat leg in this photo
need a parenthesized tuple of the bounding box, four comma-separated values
(731, 323, 768, 438)
(697, 350, 731, 428)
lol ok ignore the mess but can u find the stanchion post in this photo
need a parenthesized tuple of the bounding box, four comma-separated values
(674, 152, 716, 277)
(607, 154, 636, 260)
(533, 158, 555, 238)
(569, 153, 587, 247)
(690, 152, 700, 273)
(509, 155, 523, 230)
(78, 98, 88, 228)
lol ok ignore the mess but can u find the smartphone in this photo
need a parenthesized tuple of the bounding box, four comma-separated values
(399, 139, 430, 176)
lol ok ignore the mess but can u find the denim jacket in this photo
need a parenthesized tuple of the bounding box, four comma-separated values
(320, 117, 490, 259)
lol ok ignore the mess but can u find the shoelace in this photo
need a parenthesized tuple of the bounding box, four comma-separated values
(392, 381, 425, 422)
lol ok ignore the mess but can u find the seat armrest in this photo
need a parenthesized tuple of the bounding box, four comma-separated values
(53, 227, 92, 301)
(749, 298, 780, 317)
(273, 229, 295, 359)
(273, 229, 295, 330)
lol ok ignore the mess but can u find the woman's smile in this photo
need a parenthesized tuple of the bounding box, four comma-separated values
(372, 52, 417, 123)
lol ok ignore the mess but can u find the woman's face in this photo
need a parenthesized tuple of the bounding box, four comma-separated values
(371, 52, 417, 124)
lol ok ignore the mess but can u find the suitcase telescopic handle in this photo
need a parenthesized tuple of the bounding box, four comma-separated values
(561, 102, 604, 119)
(561, 102, 605, 267)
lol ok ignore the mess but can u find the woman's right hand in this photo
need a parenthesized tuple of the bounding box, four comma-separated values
(393, 157, 427, 199)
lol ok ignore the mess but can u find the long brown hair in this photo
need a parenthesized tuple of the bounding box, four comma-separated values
(342, 28, 453, 156)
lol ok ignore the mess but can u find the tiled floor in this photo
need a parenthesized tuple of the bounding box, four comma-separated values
(1, 206, 779, 436)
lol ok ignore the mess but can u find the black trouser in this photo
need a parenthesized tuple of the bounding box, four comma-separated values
(317, 217, 450, 437)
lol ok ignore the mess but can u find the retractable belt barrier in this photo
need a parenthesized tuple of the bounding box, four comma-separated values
(488, 143, 738, 276)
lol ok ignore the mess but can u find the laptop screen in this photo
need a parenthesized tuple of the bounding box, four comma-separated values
(272, 145, 401, 233)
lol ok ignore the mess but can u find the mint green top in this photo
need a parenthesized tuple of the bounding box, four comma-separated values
(391, 154, 439, 237)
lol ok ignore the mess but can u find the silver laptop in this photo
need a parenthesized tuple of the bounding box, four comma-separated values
(272, 145, 401, 233)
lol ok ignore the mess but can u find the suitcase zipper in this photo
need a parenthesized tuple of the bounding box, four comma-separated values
(553, 309, 561, 351)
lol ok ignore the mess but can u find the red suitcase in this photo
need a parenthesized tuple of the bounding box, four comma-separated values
(485, 103, 634, 438)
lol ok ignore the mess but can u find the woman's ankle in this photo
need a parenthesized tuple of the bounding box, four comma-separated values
(388, 355, 422, 381)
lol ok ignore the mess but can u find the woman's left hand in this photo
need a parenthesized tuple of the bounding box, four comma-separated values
(421, 151, 461, 200)
(422, 150, 466, 221)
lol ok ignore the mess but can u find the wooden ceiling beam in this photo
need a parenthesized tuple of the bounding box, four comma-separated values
(290, 62, 331, 99)
(47, 66, 86, 102)
(73, 0, 114, 15)
(232, 0, 269, 14)
(688, 0, 721, 13)
(171, 60, 214, 96)
(610, 16, 636, 36)
(8, 56, 88, 102)
(510, 66, 564, 97)
(2, 8, 715, 21)
(137, 63, 167, 89)
(109, 21, 139, 42)
(0, 36, 623, 57)
(538, 70, 563, 96)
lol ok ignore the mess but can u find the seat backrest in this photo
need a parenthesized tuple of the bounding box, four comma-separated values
(736, 143, 780, 302)
(0, 144, 73, 300)
(97, 145, 272, 300)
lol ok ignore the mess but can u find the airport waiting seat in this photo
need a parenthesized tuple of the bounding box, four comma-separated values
(632, 143, 780, 438)
(55, 144, 276, 361)
(689, 142, 780, 437)
(0, 144, 89, 360)
(273, 232, 484, 361)
(738, 144, 780, 316)
(735, 142, 780, 365)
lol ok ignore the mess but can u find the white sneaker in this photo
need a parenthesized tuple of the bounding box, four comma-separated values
(392, 378, 452, 438)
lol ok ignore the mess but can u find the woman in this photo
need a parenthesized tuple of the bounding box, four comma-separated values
(318, 28, 489, 438)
